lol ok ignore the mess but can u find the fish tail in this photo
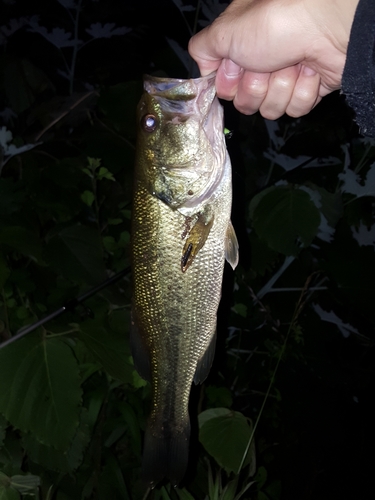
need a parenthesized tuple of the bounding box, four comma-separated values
(142, 418, 190, 488)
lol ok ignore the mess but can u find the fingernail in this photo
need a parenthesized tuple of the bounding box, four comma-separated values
(223, 59, 242, 77)
(302, 65, 317, 76)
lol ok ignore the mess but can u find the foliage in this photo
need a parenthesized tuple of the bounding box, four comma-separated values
(1, 1, 375, 499)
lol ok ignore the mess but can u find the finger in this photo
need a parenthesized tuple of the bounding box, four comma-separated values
(188, 29, 224, 77)
(286, 65, 321, 117)
(232, 71, 270, 115)
(215, 59, 243, 100)
(259, 65, 301, 120)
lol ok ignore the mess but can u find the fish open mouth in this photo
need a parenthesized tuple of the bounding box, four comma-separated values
(143, 73, 227, 210)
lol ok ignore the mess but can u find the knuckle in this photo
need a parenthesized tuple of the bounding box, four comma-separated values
(242, 79, 268, 99)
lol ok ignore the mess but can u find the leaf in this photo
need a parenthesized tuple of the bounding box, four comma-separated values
(7, 474, 40, 495)
(23, 409, 90, 473)
(312, 304, 359, 338)
(79, 315, 134, 385)
(263, 151, 311, 171)
(0, 415, 7, 447)
(3, 58, 53, 114)
(0, 127, 12, 149)
(57, 0, 77, 8)
(0, 227, 43, 262)
(0, 254, 10, 289)
(0, 180, 26, 216)
(0, 473, 19, 500)
(249, 185, 321, 255)
(85, 23, 131, 39)
(198, 408, 254, 473)
(45, 225, 106, 284)
(0, 333, 82, 450)
(338, 163, 375, 198)
(81, 190, 95, 207)
(28, 23, 80, 48)
(351, 223, 375, 247)
(300, 184, 343, 243)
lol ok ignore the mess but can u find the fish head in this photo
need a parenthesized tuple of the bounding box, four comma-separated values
(135, 73, 226, 209)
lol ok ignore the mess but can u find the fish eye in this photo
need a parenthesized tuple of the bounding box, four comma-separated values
(141, 114, 158, 132)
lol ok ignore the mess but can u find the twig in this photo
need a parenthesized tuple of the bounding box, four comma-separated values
(34, 90, 98, 142)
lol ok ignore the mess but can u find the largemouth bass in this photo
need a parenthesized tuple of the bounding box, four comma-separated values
(131, 73, 239, 487)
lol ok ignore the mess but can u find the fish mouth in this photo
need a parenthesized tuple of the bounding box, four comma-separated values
(144, 73, 227, 210)
(144, 72, 216, 98)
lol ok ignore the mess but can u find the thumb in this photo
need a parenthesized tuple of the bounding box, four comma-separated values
(188, 28, 224, 76)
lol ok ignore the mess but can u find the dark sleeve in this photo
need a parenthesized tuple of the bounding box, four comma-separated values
(341, 0, 375, 137)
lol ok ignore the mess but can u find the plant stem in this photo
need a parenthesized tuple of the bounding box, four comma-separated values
(69, 0, 83, 95)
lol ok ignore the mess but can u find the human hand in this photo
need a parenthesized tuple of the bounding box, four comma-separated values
(188, 0, 359, 119)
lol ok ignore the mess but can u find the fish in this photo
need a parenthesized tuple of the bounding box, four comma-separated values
(131, 73, 239, 488)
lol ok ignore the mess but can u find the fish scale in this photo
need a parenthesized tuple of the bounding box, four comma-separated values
(131, 73, 239, 487)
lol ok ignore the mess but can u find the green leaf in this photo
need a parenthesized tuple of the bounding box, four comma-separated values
(0, 333, 82, 450)
(0, 254, 10, 289)
(0, 180, 26, 216)
(98, 82, 139, 137)
(249, 185, 321, 255)
(0, 227, 43, 262)
(198, 408, 254, 473)
(79, 316, 134, 384)
(97, 167, 115, 181)
(3, 57, 53, 114)
(0, 472, 19, 500)
(255, 466, 268, 490)
(23, 409, 90, 473)
(232, 303, 247, 318)
(81, 190, 95, 207)
(175, 488, 195, 500)
(205, 386, 233, 409)
(8, 474, 40, 494)
(45, 225, 106, 284)
(0, 415, 6, 448)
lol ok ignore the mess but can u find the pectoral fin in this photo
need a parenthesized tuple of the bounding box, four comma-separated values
(130, 307, 151, 382)
(225, 220, 239, 270)
(181, 208, 214, 272)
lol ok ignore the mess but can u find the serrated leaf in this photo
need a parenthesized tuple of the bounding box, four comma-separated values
(45, 225, 106, 284)
(351, 223, 375, 247)
(312, 304, 359, 338)
(250, 185, 321, 255)
(79, 317, 134, 384)
(85, 23, 131, 39)
(338, 163, 375, 198)
(198, 408, 254, 473)
(23, 408, 90, 473)
(0, 333, 82, 450)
